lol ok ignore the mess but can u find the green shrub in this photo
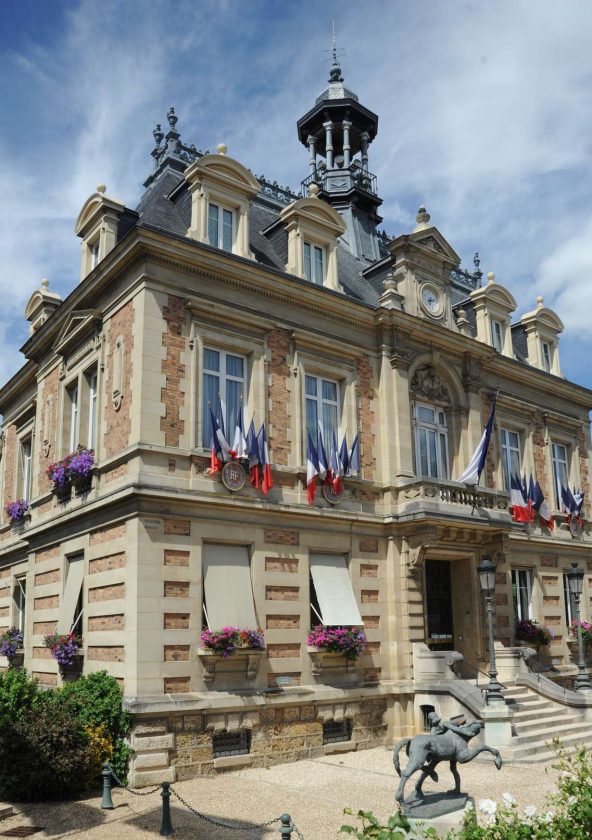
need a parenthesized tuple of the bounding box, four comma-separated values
(58, 671, 133, 781)
(0, 668, 48, 728)
(340, 809, 426, 838)
(0, 704, 94, 801)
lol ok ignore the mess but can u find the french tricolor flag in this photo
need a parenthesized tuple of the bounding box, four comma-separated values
(533, 479, 554, 530)
(307, 432, 319, 505)
(232, 405, 248, 460)
(331, 431, 344, 492)
(247, 419, 260, 488)
(257, 424, 273, 495)
(206, 407, 230, 474)
(510, 473, 531, 523)
(317, 427, 329, 483)
(456, 393, 497, 485)
(348, 434, 359, 475)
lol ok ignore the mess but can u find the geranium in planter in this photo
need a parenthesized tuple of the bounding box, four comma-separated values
(200, 626, 264, 657)
(515, 618, 552, 647)
(44, 631, 83, 667)
(570, 620, 592, 646)
(5, 499, 30, 525)
(307, 625, 367, 661)
(0, 627, 23, 663)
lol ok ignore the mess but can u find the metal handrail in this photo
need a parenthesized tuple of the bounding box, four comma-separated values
(460, 657, 507, 690)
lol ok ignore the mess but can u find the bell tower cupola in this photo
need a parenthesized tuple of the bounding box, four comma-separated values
(296, 44, 381, 261)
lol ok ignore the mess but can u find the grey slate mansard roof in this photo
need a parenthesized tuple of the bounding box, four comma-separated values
(132, 164, 386, 308)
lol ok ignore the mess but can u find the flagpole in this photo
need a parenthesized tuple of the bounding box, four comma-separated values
(469, 388, 499, 517)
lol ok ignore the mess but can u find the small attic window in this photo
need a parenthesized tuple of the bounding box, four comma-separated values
(541, 341, 553, 373)
(90, 240, 100, 269)
(490, 319, 504, 353)
(303, 242, 325, 284)
(208, 203, 234, 252)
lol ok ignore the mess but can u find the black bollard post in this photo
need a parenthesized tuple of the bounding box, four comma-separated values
(160, 782, 174, 836)
(279, 814, 293, 839)
(100, 762, 115, 810)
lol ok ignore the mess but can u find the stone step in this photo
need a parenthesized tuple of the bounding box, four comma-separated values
(511, 706, 570, 723)
(507, 730, 592, 759)
(513, 712, 581, 730)
(512, 721, 590, 743)
(502, 686, 531, 697)
(506, 699, 555, 713)
(0, 804, 14, 821)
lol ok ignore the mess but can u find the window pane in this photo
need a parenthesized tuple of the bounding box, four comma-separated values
(204, 348, 220, 373)
(208, 203, 219, 247)
(226, 379, 243, 435)
(226, 354, 244, 378)
(419, 428, 428, 476)
(222, 209, 233, 252)
(428, 430, 438, 477)
(305, 375, 317, 397)
(306, 397, 318, 441)
(203, 372, 220, 446)
(322, 402, 338, 447)
(313, 246, 324, 284)
(321, 379, 337, 403)
(438, 411, 446, 426)
(303, 242, 312, 282)
(417, 406, 435, 423)
(439, 433, 448, 479)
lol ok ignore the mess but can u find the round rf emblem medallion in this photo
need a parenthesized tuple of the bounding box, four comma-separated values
(221, 460, 246, 492)
(322, 482, 344, 505)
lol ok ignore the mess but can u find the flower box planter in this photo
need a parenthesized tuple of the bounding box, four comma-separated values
(72, 474, 93, 496)
(10, 515, 30, 534)
(307, 646, 352, 676)
(197, 648, 265, 683)
(566, 637, 592, 667)
(59, 653, 84, 682)
(8, 648, 25, 670)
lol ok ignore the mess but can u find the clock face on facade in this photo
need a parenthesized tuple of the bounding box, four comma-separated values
(420, 284, 443, 317)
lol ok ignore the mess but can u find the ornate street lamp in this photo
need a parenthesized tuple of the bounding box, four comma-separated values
(477, 555, 505, 705)
(566, 561, 592, 692)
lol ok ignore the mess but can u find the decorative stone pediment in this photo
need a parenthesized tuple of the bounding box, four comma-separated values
(410, 367, 450, 404)
(409, 227, 460, 266)
(53, 310, 102, 361)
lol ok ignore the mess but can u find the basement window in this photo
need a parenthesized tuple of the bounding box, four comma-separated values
(420, 704, 436, 732)
(212, 730, 251, 759)
(322, 719, 352, 745)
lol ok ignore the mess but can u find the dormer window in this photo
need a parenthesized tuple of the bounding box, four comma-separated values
(75, 185, 125, 281)
(303, 242, 325, 284)
(491, 319, 504, 353)
(208, 203, 234, 252)
(541, 341, 552, 373)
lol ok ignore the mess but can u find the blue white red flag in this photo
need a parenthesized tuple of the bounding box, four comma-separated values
(257, 424, 273, 495)
(331, 431, 344, 492)
(348, 434, 360, 475)
(456, 393, 497, 485)
(317, 427, 329, 482)
(307, 432, 319, 505)
(510, 473, 530, 523)
(206, 407, 230, 474)
(533, 480, 554, 530)
(232, 405, 248, 460)
(247, 419, 260, 488)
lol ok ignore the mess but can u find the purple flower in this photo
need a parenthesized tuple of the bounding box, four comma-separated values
(5, 500, 29, 522)
(44, 632, 82, 666)
(0, 627, 23, 660)
(200, 627, 265, 657)
(68, 449, 95, 478)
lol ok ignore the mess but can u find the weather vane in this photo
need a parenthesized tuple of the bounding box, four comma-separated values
(325, 20, 346, 65)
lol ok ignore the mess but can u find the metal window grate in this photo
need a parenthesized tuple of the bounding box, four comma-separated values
(420, 705, 436, 732)
(322, 719, 352, 745)
(212, 729, 251, 759)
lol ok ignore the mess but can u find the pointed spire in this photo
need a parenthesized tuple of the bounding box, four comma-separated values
(328, 20, 344, 83)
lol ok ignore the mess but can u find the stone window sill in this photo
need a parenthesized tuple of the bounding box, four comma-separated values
(323, 739, 357, 755)
(213, 754, 253, 771)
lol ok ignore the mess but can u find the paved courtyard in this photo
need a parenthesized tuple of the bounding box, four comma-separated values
(0, 747, 559, 839)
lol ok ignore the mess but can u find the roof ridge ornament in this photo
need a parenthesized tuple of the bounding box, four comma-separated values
(326, 20, 345, 83)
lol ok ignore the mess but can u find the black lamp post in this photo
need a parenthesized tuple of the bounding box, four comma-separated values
(567, 561, 592, 692)
(477, 555, 505, 704)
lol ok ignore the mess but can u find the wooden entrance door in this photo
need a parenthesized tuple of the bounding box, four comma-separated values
(425, 559, 454, 650)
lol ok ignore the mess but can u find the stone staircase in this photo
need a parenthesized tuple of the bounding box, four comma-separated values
(502, 684, 592, 762)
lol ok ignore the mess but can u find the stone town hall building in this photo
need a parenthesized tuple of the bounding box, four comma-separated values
(1, 57, 591, 785)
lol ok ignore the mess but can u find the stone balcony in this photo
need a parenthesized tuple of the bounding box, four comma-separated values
(395, 477, 510, 524)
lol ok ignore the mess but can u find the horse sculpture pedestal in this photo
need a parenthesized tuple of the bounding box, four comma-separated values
(404, 793, 475, 836)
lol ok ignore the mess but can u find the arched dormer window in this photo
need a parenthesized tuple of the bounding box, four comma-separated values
(409, 366, 453, 481)
(279, 183, 346, 292)
(516, 296, 564, 375)
(184, 145, 260, 260)
(469, 272, 516, 357)
(75, 185, 125, 281)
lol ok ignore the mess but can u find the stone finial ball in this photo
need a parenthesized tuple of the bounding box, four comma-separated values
(217, 143, 228, 155)
(97, 184, 106, 194)
(308, 182, 320, 198)
(41, 278, 49, 289)
(536, 295, 544, 307)
(487, 272, 495, 283)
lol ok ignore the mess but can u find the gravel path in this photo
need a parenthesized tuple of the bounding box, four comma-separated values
(0, 747, 559, 840)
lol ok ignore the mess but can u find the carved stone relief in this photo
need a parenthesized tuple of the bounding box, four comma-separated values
(410, 367, 450, 404)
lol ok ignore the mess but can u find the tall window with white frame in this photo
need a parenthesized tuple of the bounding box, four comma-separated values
(512, 568, 532, 624)
(563, 572, 576, 628)
(490, 319, 504, 353)
(500, 428, 521, 491)
(303, 242, 325, 284)
(413, 403, 449, 480)
(208, 203, 234, 252)
(86, 368, 98, 450)
(305, 375, 339, 451)
(202, 348, 245, 447)
(90, 240, 100, 270)
(20, 437, 32, 502)
(551, 442, 569, 509)
(541, 341, 553, 373)
(67, 381, 79, 452)
(14, 577, 26, 641)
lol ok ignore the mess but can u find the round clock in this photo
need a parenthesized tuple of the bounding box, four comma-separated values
(420, 284, 443, 317)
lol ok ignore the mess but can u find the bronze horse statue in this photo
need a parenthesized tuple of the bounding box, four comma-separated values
(393, 715, 502, 805)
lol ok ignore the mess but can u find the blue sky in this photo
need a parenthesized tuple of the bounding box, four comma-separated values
(2, 0, 592, 392)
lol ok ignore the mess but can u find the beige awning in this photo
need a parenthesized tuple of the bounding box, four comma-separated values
(310, 554, 363, 626)
(203, 544, 257, 631)
(57, 556, 84, 634)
